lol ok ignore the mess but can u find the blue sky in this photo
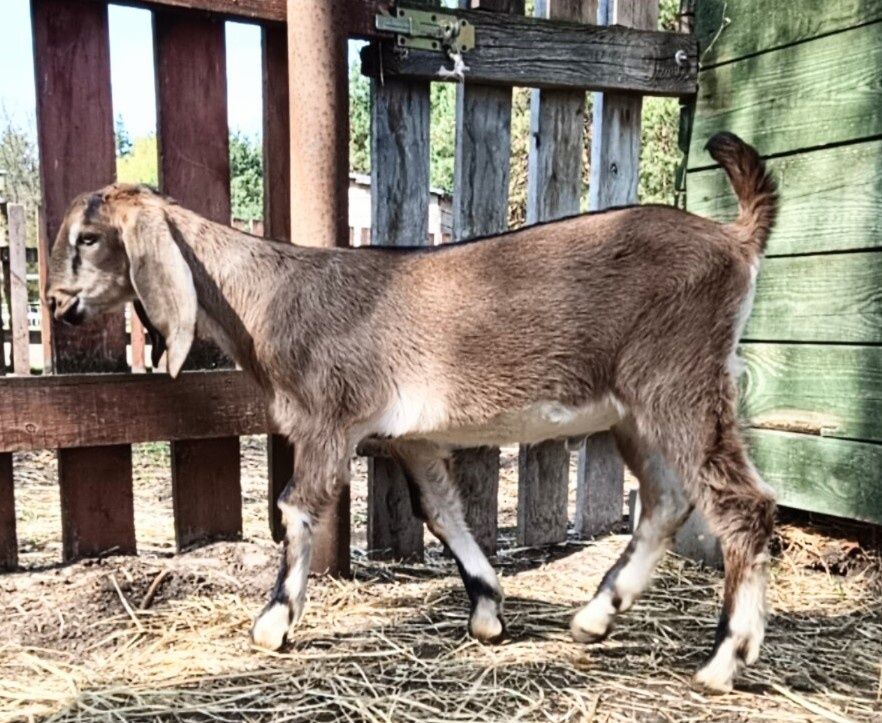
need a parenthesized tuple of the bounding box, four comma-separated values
(0, 0, 264, 139)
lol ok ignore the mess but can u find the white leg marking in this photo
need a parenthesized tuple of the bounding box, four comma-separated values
(251, 602, 290, 651)
(470, 597, 504, 642)
(571, 589, 617, 642)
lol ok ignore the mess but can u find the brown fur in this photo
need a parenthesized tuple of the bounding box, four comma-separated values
(47, 132, 778, 691)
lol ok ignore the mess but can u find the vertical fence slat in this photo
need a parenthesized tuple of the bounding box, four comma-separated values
(7, 205, 29, 375)
(36, 208, 53, 374)
(0, 453, 16, 570)
(286, 1, 351, 576)
(130, 306, 146, 373)
(32, 0, 136, 561)
(262, 22, 295, 544)
(366, 75, 430, 561)
(517, 0, 594, 547)
(575, 0, 657, 539)
(154, 9, 242, 549)
(452, 0, 524, 556)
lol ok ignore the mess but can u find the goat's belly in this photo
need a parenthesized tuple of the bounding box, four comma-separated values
(411, 398, 626, 448)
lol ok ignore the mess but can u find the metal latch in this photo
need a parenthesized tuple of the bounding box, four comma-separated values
(376, 6, 475, 55)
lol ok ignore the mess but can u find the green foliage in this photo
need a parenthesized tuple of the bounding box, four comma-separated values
(0, 114, 41, 246)
(116, 134, 159, 187)
(639, 96, 682, 205)
(430, 84, 456, 192)
(115, 114, 133, 158)
(229, 132, 263, 221)
(349, 66, 371, 175)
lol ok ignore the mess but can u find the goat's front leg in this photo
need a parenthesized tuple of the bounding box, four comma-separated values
(251, 437, 345, 651)
(395, 442, 506, 643)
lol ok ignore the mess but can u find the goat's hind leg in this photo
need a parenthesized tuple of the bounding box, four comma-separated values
(571, 421, 692, 643)
(251, 438, 346, 651)
(396, 442, 506, 643)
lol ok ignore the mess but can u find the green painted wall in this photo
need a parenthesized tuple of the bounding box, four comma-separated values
(688, 0, 882, 525)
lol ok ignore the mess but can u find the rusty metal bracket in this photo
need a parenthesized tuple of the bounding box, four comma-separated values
(375, 5, 475, 55)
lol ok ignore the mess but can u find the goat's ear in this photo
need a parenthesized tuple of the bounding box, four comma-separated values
(123, 209, 196, 378)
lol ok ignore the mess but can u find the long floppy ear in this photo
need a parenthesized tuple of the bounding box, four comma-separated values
(123, 208, 196, 378)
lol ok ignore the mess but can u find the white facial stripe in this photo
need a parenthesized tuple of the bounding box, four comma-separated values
(68, 220, 81, 247)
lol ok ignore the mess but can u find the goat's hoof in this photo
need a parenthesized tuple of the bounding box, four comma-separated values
(693, 647, 738, 694)
(469, 600, 506, 644)
(251, 602, 291, 651)
(570, 598, 614, 643)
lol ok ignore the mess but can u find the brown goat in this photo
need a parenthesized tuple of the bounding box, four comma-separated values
(46, 132, 777, 692)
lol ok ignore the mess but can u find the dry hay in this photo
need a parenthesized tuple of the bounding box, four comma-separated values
(2, 440, 881, 721)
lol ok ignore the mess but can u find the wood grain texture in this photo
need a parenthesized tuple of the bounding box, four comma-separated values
(745, 252, 882, 344)
(59, 445, 136, 559)
(154, 9, 242, 550)
(6, 205, 29, 375)
(32, 0, 126, 373)
(740, 343, 882, 444)
(0, 371, 269, 453)
(36, 208, 53, 374)
(695, 0, 882, 67)
(172, 437, 242, 548)
(518, 0, 591, 548)
(576, 0, 655, 540)
(688, 139, 882, 256)
(688, 22, 882, 167)
(449, 0, 522, 556)
(84, 0, 392, 37)
(364, 3, 697, 95)
(0, 454, 16, 570)
(747, 429, 882, 526)
(32, 0, 135, 564)
(262, 23, 294, 545)
(366, 72, 430, 560)
(517, 441, 569, 546)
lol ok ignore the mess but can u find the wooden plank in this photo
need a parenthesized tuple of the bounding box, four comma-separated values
(449, 0, 522, 557)
(32, 0, 127, 374)
(130, 306, 146, 372)
(0, 453, 16, 570)
(688, 140, 882, 257)
(59, 445, 136, 559)
(745, 252, 882, 344)
(517, 0, 591, 548)
(575, 0, 655, 541)
(82, 0, 392, 37)
(0, 371, 268, 453)
(287, 0, 351, 577)
(740, 343, 882, 444)
(695, 0, 882, 68)
(32, 0, 135, 563)
(363, 2, 696, 96)
(262, 23, 293, 544)
(688, 22, 882, 167)
(747, 430, 882, 526)
(171, 437, 242, 548)
(154, 8, 242, 550)
(36, 207, 53, 374)
(6, 204, 29, 375)
(366, 72, 430, 561)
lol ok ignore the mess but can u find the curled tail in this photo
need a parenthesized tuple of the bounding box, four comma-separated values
(705, 132, 778, 256)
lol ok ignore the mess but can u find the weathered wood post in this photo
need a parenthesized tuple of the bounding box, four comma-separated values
(0, 202, 17, 570)
(154, 8, 243, 550)
(451, 0, 524, 556)
(6, 204, 29, 376)
(33, 0, 136, 561)
(518, 0, 595, 547)
(574, 0, 657, 539)
(287, 0, 351, 576)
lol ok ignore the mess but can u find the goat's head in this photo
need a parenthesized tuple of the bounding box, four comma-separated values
(45, 184, 196, 377)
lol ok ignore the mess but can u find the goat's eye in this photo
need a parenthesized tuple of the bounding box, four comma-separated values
(78, 233, 100, 246)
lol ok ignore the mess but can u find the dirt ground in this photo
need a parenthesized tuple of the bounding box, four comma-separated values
(1, 438, 880, 721)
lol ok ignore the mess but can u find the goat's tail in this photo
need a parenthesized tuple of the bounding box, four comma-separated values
(705, 132, 778, 256)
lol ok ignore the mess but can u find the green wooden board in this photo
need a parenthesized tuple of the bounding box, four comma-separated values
(745, 252, 882, 344)
(695, 0, 882, 67)
(688, 22, 882, 166)
(688, 140, 882, 256)
(746, 429, 882, 525)
(740, 343, 882, 443)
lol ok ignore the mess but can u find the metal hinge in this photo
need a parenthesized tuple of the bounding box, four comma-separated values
(376, 6, 475, 55)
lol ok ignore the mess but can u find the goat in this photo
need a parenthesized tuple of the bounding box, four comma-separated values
(46, 132, 777, 692)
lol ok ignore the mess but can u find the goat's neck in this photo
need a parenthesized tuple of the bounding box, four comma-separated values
(168, 205, 318, 373)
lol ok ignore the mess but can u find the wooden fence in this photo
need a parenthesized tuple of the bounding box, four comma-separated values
(0, 0, 697, 572)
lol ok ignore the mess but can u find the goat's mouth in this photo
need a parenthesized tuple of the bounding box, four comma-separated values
(56, 297, 86, 326)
